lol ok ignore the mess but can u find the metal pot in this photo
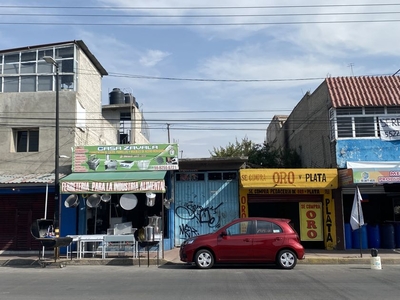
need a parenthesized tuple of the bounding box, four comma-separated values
(146, 192, 156, 207)
(148, 216, 162, 234)
(144, 225, 154, 241)
(86, 194, 101, 208)
(64, 194, 79, 208)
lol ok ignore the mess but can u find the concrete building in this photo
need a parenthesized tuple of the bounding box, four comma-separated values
(0, 40, 148, 251)
(266, 76, 400, 250)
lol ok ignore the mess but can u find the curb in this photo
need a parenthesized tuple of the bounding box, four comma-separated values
(2, 257, 400, 267)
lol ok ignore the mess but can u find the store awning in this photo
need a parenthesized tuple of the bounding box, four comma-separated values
(60, 171, 166, 194)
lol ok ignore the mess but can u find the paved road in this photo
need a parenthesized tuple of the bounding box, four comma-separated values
(1, 263, 400, 300)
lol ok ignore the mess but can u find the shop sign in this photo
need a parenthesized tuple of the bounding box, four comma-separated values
(299, 202, 323, 241)
(61, 180, 165, 193)
(324, 194, 335, 250)
(379, 117, 400, 141)
(240, 169, 338, 189)
(72, 144, 179, 172)
(247, 188, 322, 195)
(339, 169, 354, 186)
(352, 169, 400, 184)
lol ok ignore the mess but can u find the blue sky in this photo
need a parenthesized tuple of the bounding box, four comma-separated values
(1, 1, 400, 158)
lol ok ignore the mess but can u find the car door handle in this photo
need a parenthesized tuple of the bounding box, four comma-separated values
(243, 238, 251, 242)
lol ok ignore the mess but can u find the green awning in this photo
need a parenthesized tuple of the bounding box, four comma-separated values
(60, 171, 166, 194)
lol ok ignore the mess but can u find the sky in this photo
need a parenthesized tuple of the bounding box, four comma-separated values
(1, 1, 400, 158)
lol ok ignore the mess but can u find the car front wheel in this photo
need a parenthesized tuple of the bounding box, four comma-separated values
(276, 249, 297, 269)
(194, 249, 214, 269)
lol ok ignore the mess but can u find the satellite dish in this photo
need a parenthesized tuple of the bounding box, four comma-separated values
(120, 194, 138, 210)
(86, 194, 101, 208)
(101, 194, 111, 202)
(64, 194, 79, 208)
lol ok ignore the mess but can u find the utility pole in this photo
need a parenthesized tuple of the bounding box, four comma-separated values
(166, 123, 171, 143)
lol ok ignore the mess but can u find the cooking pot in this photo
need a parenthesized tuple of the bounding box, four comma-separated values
(86, 194, 101, 208)
(148, 215, 162, 234)
(144, 225, 154, 241)
(64, 194, 79, 208)
(146, 192, 156, 207)
(101, 194, 111, 202)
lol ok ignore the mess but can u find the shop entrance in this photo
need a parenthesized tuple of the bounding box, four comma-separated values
(248, 195, 325, 249)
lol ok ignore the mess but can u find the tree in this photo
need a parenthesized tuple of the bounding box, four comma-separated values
(209, 137, 254, 157)
(210, 137, 301, 168)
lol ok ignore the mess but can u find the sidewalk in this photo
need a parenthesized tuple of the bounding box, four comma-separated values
(1, 248, 400, 267)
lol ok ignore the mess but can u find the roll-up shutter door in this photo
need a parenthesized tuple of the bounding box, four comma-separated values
(342, 185, 385, 195)
(0, 193, 52, 250)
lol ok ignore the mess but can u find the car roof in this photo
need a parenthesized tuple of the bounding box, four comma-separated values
(233, 217, 291, 223)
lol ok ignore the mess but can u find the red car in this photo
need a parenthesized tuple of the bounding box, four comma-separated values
(180, 217, 305, 269)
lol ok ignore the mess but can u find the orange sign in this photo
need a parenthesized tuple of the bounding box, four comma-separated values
(299, 202, 323, 241)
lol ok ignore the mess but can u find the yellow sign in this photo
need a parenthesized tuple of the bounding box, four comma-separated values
(299, 202, 323, 241)
(240, 169, 338, 189)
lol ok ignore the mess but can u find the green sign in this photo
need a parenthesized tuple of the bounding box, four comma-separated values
(72, 144, 179, 172)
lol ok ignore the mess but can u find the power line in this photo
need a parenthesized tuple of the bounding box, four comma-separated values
(2, 19, 400, 26)
(2, 11, 400, 18)
(1, 4, 400, 10)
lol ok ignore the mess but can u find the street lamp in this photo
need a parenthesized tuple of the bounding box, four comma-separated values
(43, 56, 60, 228)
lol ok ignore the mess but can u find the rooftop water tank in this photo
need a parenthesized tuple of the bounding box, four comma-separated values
(124, 93, 134, 104)
(109, 88, 125, 104)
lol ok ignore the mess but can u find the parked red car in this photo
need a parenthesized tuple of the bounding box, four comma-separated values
(180, 217, 305, 269)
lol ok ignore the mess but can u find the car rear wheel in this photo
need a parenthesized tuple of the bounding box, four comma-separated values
(194, 249, 214, 269)
(276, 249, 297, 269)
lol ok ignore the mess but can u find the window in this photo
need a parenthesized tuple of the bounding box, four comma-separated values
(4, 54, 19, 74)
(14, 129, 39, 152)
(21, 76, 36, 92)
(256, 221, 273, 234)
(0, 45, 77, 93)
(38, 76, 52, 91)
(176, 173, 205, 181)
(4, 77, 19, 92)
(330, 107, 399, 140)
(226, 221, 254, 235)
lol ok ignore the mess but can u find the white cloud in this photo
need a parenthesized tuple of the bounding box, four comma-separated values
(139, 50, 171, 67)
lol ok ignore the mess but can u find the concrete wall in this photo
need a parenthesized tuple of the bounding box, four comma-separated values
(74, 48, 117, 147)
(101, 104, 150, 145)
(271, 82, 337, 168)
(336, 139, 400, 168)
(0, 91, 76, 173)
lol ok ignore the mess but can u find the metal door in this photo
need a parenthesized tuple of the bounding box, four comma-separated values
(174, 171, 239, 246)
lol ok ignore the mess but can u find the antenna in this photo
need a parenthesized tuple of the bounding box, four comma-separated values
(348, 63, 354, 76)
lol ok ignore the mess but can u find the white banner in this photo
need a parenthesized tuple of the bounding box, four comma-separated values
(379, 117, 400, 141)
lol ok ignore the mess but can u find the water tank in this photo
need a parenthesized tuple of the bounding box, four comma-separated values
(124, 93, 133, 104)
(380, 223, 395, 249)
(109, 88, 125, 104)
(367, 224, 380, 248)
(352, 225, 368, 249)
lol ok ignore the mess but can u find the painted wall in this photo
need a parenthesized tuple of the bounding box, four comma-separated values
(174, 172, 239, 246)
(336, 139, 400, 168)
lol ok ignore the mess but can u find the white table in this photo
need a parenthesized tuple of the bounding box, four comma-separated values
(66, 235, 80, 259)
(102, 235, 136, 258)
(77, 234, 105, 258)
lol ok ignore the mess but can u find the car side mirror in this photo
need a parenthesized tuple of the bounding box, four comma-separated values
(220, 231, 227, 237)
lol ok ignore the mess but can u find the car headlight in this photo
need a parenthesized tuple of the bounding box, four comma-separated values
(184, 237, 196, 245)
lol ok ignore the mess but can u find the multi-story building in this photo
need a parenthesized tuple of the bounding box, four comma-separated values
(0, 40, 148, 251)
(266, 76, 400, 250)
